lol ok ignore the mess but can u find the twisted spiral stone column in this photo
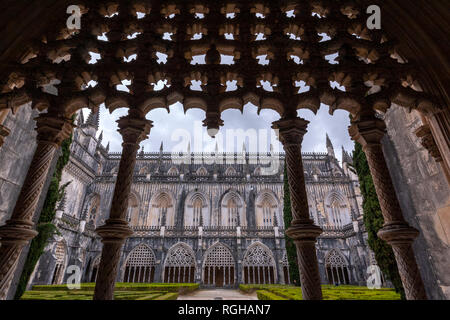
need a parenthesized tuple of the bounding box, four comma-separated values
(272, 117, 323, 300)
(349, 112, 427, 300)
(93, 113, 152, 300)
(0, 114, 73, 299)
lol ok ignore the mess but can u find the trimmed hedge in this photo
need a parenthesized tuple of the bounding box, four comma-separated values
(32, 282, 199, 293)
(241, 284, 401, 300)
(256, 290, 287, 300)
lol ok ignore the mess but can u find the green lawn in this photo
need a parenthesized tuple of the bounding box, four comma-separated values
(21, 283, 199, 300)
(240, 284, 401, 300)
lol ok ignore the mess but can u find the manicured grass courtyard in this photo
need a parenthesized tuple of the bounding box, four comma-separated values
(239, 284, 401, 300)
(21, 283, 199, 300)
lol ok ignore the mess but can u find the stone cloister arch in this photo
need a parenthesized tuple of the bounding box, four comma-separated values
(325, 249, 350, 285)
(0, 0, 444, 300)
(51, 240, 67, 285)
(203, 242, 235, 287)
(163, 243, 196, 283)
(123, 244, 156, 283)
(242, 242, 277, 284)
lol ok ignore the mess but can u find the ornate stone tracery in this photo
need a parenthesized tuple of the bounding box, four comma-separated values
(242, 242, 276, 284)
(203, 243, 235, 287)
(163, 243, 196, 283)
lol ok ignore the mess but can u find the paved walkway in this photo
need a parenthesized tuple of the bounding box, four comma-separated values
(178, 289, 258, 300)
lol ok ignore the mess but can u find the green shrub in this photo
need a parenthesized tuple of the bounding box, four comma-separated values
(257, 290, 287, 300)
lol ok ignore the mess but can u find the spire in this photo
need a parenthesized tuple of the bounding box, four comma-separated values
(159, 141, 164, 153)
(105, 141, 110, 153)
(242, 142, 246, 154)
(85, 107, 100, 130)
(139, 145, 145, 157)
(214, 141, 218, 153)
(98, 130, 103, 142)
(76, 110, 84, 126)
(326, 133, 335, 158)
(187, 141, 191, 154)
(342, 146, 353, 164)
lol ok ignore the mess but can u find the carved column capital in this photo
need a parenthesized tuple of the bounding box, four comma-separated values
(348, 116, 386, 148)
(414, 124, 443, 162)
(35, 114, 75, 146)
(271, 117, 309, 146)
(116, 114, 152, 145)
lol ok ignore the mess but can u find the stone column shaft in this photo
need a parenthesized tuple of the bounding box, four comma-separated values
(93, 113, 152, 300)
(0, 114, 73, 299)
(0, 109, 11, 148)
(349, 112, 427, 300)
(272, 117, 323, 300)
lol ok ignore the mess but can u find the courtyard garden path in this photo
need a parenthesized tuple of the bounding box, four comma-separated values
(178, 289, 258, 300)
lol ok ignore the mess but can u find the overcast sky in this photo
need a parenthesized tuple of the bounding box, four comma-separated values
(81, 101, 354, 162)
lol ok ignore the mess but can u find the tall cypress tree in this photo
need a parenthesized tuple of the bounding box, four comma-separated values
(283, 161, 301, 286)
(353, 142, 405, 299)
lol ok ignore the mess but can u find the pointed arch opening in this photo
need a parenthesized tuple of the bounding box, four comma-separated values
(147, 191, 175, 226)
(184, 191, 209, 227)
(163, 243, 196, 283)
(51, 241, 67, 285)
(325, 249, 350, 285)
(255, 191, 279, 227)
(123, 244, 156, 283)
(242, 242, 276, 284)
(203, 243, 235, 287)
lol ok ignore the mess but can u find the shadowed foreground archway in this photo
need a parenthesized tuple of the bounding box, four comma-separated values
(0, 0, 448, 300)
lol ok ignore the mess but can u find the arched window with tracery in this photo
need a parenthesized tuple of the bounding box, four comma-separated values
(87, 195, 100, 225)
(196, 167, 208, 176)
(220, 192, 244, 227)
(126, 193, 139, 226)
(325, 192, 350, 228)
(224, 167, 236, 176)
(90, 255, 101, 282)
(242, 243, 276, 284)
(255, 192, 278, 227)
(163, 243, 196, 283)
(325, 249, 350, 285)
(184, 192, 209, 227)
(51, 241, 66, 284)
(203, 243, 235, 287)
(147, 192, 174, 226)
(167, 166, 179, 176)
(123, 244, 156, 283)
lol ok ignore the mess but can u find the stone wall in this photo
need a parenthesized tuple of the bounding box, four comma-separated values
(0, 103, 38, 225)
(383, 104, 450, 299)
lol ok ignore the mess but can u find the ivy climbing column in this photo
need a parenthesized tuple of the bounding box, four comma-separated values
(349, 108, 428, 300)
(93, 109, 152, 300)
(0, 112, 74, 299)
(272, 117, 323, 300)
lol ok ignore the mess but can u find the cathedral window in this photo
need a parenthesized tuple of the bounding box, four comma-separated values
(148, 192, 174, 226)
(123, 244, 156, 283)
(227, 198, 238, 226)
(87, 195, 100, 225)
(90, 255, 101, 282)
(126, 193, 139, 226)
(193, 197, 203, 226)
